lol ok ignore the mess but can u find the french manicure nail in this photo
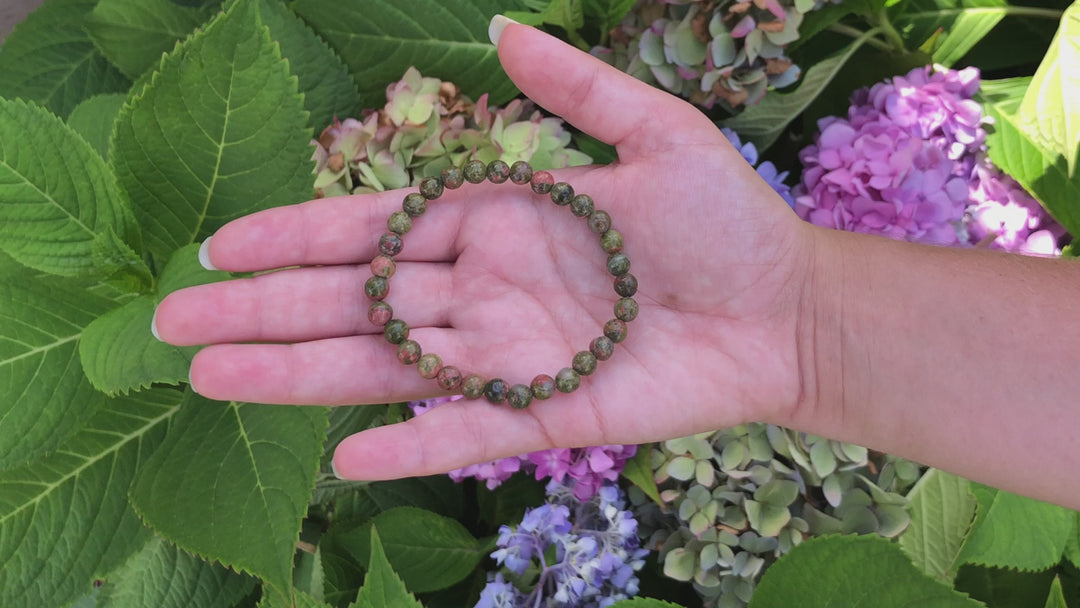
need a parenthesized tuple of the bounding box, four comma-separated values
(488, 14, 518, 46)
(198, 236, 218, 271)
(331, 458, 346, 480)
(188, 369, 199, 394)
(150, 309, 161, 341)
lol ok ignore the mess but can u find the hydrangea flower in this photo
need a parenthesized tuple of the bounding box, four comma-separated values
(722, 127, 793, 207)
(794, 65, 1060, 254)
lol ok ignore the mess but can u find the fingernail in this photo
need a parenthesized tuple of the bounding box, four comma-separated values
(188, 369, 199, 394)
(331, 458, 346, 480)
(150, 309, 161, 341)
(488, 14, 518, 46)
(198, 237, 218, 271)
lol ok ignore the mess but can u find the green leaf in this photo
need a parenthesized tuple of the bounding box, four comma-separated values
(316, 475, 466, 525)
(622, 443, 662, 506)
(1065, 512, 1080, 570)
(981, 77, 1080, 238)
(0, 389, 182, 608)
(254, 0, 361, 129)
(1018, 2, 1080, 177)
(110, 0, 314, 265)
(86, 0, 222, 79)
(350, 528, 424, 608)
(584, 0, 636, 34)
(98, 535, 256, 608)
(292, 0, 525, 109)
(722, 31, 875, 152)
(955, 564, 1059, 608)
(0, 275, 118, 469)
(609, 599, 691, 608)
(80, 243, 230, 395)
(259, 589, 336, 608)
(507, 0, 588, 47)
(0, 0, 130, 118)
(892, 0, 1009, 67)
(956, 483, 1076, 571)
(1045, 576, 1069, 608)
(0, 97, 144, 278)
(67, 93, 129, 159)
(129, 393, 329, 601)
(748, 535, 983, 608)
(899, 468, 978, 583)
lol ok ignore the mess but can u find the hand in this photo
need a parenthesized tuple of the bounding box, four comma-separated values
(153, 21, 813, 480)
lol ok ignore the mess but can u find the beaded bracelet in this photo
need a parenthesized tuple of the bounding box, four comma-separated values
(364, 159, 638, 409)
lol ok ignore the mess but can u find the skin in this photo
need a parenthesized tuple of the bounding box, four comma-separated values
(154, 22, 1080, 511)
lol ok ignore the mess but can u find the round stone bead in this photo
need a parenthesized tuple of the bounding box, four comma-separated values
(436, 366, 463, 390)
(509, 161, 533, 185)
(483, 378, 509, 404)
(590, 336, 615, 361)
(462, 374, 486, 399)
(588, 210, 612, 234)
(397, 340, 421, 364)
(379, 233, 404, 257)
(367, 301, 393, 326)
(607, 252, 630, 276)
(600, 229, 623, 254)
(555, 368, 580, 393)
(530, 374, 556, 400)
(387, 211, 412, 235)
(487, 160, 510, 183)
(419, 177, 443, 200)
(550, 182, 574, 206)
(614, 273, 638, 297)
(463, 160, 487, 184)
(371, 255, 396, 278)
(603, 318, 628, 343)
(507, 384, 533, 409)
(570, 194, 594, 218)
(530, 171, 554, 194)
(364, 276, 389, 300)
(441, 166, 465, 189)
(572, 351, 597, 376)
(383, 319, 409, 344)
(403, 192, 427, 217)
(417, 353, 443, 379)
(615, 297, 639, 322)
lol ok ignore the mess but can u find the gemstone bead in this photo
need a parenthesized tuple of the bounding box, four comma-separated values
(379, 233, 404, 257)
(368, 301, 393, 326)
(507, 384, 533, 409)
(403, 193, 427, 217)
(600, 229, 623, 254)
(487, 160, 510, 183)
(463, 160, 487, 184)
(550, 182, 574, 205)
(388, 211, 412, 235)
(383, 319, 409, 344)
(483, 378, 509, 404)
(364, 275, 389, 300)
(570, 194, 594, 218)
(530, 171, 554, 194)
(615, 297, 639, 322)
(417, 353, 443, 379)
(397, 340, 421, 364)
(603, 318, 628, 343)
(590, 336, 615, 361)
(436, 366, 463, 390)
(441, 166, 465, 189)
(588, 210, 612, 234)
(370, 255, 396, 278)
(531, 374, 556, 400)
(607, 252, 630, 276)
(555, 368, 580, 393)
(462, 374, 486, 399)
(509, 161, 533, 184)
(572, 351, 597, 375)
(419, 177, 443, 200)
(614, 273, 638, 297)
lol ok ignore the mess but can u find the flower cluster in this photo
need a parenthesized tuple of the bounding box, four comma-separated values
(477, 480, 650, 608)
(312, 67, 591, 198)
(794, 65, 1060, 254)
(408, 397, 636, 499)
(722, 127, 793, 206)
(594, 0, 811, 110)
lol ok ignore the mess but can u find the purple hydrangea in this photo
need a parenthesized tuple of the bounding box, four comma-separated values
(722, 127, 794, 207)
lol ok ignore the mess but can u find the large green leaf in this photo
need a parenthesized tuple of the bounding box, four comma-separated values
(67, 93, 129, 160)
(129, 393, 329, 601)
(956, 484, 1076, 572)
(748, 535, 983, 608)
(1065, 513, 1080, 570)
(349, 528, 424, 608)
(110, 0, 314, 265)
(955, 565, 1060, 608)
(292, 0, 524, 109)
(1045, 576, 1069, 608)
(0, 0, 130, 118)
(98, 535, 256, 608)
(0, 275, 118, 469)
(86, 0, 222, 79)
(892, 0, 1009, 67)
(899, 468, 978, 583)
(0, 389, 181, 608)
(260, 589, 336, 608)
(315, 475, 466, 525)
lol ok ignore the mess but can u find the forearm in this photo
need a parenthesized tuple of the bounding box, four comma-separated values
(791, 226, 1080, 510)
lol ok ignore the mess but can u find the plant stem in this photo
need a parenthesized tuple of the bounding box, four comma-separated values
(874, 9, 908, 52)
(827, 23, 894, 53)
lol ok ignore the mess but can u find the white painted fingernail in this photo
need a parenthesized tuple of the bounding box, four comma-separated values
(331, 458, 346, 480)
(488, 14, 518, 46)
(150, 309, 161, 341)
(198, 237, 218, 271)
(188, 369, 199, 394)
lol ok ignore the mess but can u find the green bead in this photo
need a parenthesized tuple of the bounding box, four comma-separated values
(383, 319, 409, 344)
(437, 366, 463, 390)
(364, 275, 389, 300)
(614, 273, 638, 297)
(603, 318, 628, 343)
(379, 232, 404, 257)
(509, 161, 533, 185)
(368, 301, 393, 326)
(487, 160, 510, 183)
(588, 210, 612, 234)
(483, 378, 509, 404)
(615, 297, 639, 322)
(607, 252, 630, 276)
(550, 182, 574, 205)
(507, 384, 533, 409)
(397, 340, 421, 364)
(590, 336, 615, 361)
(388, 211, 412, 235)
(403, 193, 427, 217)
(462, 374, 486, 399)
(570, 194, 594, 218)
(600, 229, 623, 254)
(417, 353, 443, 379)
(419, 177, 444, 200)
(555, 368, 580, 393)
(463, 160, 487, 183)
(441, 166, 465, 189)
(531, 374, 556, 400)
(572, 351, 597, 375)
